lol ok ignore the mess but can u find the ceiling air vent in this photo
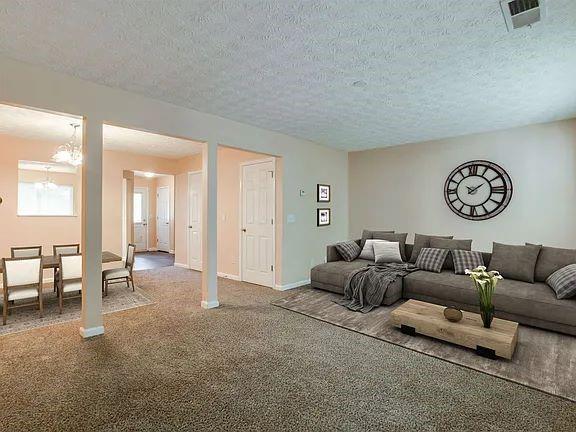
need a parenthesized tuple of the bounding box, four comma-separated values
(500, 0, 546, 31)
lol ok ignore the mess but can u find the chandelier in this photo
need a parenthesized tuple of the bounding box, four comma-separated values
(53, 123, 82, 166)
(35, 167, 58, 191)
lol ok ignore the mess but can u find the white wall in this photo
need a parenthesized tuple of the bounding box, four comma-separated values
(0, 55, 348, 286)
(349, 119, 576, 252)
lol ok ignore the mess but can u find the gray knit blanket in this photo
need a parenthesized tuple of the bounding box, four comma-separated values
(335, 263, 418, 313)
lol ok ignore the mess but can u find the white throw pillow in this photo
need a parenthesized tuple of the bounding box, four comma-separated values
(374, 241, 403, 264)
(358, 239, 389, 261)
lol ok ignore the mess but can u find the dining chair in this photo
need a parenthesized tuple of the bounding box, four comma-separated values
(2, 256, 43, 325)
(10, 246, 42, 258)
(57, 253, 82, 314)
(52, 244, 80, 292)
(102, 244, 136, 296)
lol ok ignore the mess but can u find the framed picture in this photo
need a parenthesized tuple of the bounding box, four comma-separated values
(317, 184, 331, 202)
(317, 208, 331, 226)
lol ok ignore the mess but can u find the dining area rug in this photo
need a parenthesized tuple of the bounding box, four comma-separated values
(0, 282, 153, 337)
(272, 287, 576, 403)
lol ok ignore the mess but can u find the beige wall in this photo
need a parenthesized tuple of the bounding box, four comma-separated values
(1, 55, 349, 287)
(349, 119, 576, 251)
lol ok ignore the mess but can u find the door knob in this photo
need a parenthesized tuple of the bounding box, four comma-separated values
(242, 228, 246, 232)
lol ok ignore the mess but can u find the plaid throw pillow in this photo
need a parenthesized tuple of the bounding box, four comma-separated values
(452, 250, 485, 275)
(415, 248, 449, 273)
(334, 241, 361, 262)
(546, 264, 576, 299)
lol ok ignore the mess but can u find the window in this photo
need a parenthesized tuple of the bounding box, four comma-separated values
(18, 182, 75, 216)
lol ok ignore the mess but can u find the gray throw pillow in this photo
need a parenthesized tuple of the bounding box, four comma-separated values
(452, 250, 485, 275)
(373, 241, 403, 264)
(409, 234, 454, 263)
(360, 229, 394, 248)
(526, 243, 576, 282)
(429, 238, 472, 270)
(371, 232, 408, 261)
(489, 242, 542, 283)
(546, 264, 576, 299)
(334, 241, 361, 262)
(415, 248, 450, 273)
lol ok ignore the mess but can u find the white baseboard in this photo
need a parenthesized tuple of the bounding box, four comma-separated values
(274, 279, 311, 291)
(174, 262, 189, 269)
(201, 300, 220, 309)
(169, 249, 175, 254)
(79, 326, 104, 338)
(217, 272, 240, 281)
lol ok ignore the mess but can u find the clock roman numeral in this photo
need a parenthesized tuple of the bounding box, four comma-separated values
(468, 165, 478, 176)
(492, 186, 507, 194)
(447, 188, 457, 195)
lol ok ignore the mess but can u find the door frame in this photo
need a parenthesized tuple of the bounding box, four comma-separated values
(187, 170, 203, 270)
(134, 186, 149, 252)
(156, 185, 170, 252)
(239, 157, 276, 288)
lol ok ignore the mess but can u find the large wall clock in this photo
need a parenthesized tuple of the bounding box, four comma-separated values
(444, 160, 513, 221)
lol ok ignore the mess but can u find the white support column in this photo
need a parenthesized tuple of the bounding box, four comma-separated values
(201, 141, 219, 309)
(79, 117, 104, 338)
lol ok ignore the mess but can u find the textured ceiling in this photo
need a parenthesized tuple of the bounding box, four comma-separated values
(0, 0, 575, 151)
(0, 104, 203, 158)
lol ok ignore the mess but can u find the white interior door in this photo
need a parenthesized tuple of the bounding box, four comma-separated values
(133, 187, 148, 252)
(156, 186, 170, 252)
(241, 160, 275, 288)
(188, 172, 202, 271)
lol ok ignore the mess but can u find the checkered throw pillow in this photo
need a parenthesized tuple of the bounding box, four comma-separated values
(546, 264, 576, 299)
(452, 250, 485, 275)
(415, 248, 449, 273)
(334, 241, 361, 262)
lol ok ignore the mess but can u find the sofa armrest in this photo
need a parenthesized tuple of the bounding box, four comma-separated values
(326, 240, 361, 262)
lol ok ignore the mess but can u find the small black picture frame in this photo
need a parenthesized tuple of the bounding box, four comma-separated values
(317, 208, 331, 226)
(317, 184, 330, 202)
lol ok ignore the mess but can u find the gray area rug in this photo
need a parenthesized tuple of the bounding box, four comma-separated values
(272, 287, 576, 402)
(0, 282, 152, 337)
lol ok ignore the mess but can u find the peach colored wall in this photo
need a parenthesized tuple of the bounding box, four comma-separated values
(173, 147, 283, 285)
(0, 134, 82, 260)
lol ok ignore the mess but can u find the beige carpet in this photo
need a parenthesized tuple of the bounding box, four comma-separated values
(0, 267, 574, 431)
(0, 283, 152, 337)
(272, 287, 576, 402)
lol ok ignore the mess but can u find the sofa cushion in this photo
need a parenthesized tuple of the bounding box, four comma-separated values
(546, 264, 576, 299)
(528, 244, 576, 282)
(429, 238, 472, 270)
(489, 242, 541, 283)
(310, 259, 402, 305)
(409, 234, 454, 263)
(452, 250, 485, 275)
(358, 239, 389, 261)
(374, 241, 403, 264)
(415, 248, 449, 273)
(371, 232, 408, 261)
(361, 229, 394, 248)
(334, 241, 361, 262)
(403, 270, 576, 327)
(311, 259, 372, 289)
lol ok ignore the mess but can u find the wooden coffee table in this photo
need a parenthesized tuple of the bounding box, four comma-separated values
(390, 299, 519, 359)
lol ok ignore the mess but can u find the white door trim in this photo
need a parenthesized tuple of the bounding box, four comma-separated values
(134, 186, 149, 252)
(239, 157, 276, 288)
(156, 185, 170, 252)
(187, 170, 203, 271)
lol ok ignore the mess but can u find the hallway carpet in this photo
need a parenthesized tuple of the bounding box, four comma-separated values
(133, 251, 175, 271)
(0, 267, 574, 431)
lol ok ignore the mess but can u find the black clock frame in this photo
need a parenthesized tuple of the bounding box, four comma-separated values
(444, 160, 513, 221)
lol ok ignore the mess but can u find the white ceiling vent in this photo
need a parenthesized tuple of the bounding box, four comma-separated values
(501, 0, 546, 31)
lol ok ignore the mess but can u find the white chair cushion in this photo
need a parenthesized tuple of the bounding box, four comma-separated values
(103, 267, 130, 280)
(62, 281, 82, 293)
(54, 246, 79, 256)
(61, 255, 82, 280)
(4, 258, 42, 286)
(8, 287, 39, 301)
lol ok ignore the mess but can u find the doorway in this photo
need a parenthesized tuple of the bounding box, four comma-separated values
(187, 171, 202, 271)
(240, 158, 275, 288)
(133, 186, 149, 251)
(156, 186, 170, 252)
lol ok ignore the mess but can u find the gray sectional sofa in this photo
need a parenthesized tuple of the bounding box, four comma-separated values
(311, 236, 576, 336)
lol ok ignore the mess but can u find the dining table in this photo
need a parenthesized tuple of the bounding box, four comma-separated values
(0, 251, 123, 272)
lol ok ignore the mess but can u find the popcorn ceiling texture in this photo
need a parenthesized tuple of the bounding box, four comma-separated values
(0, 0, 575, 150)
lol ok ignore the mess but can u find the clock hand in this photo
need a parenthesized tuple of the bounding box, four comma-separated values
(469, 184, 484, 194)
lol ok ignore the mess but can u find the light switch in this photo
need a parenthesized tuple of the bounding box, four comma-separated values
(287, 214, 296, 224)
